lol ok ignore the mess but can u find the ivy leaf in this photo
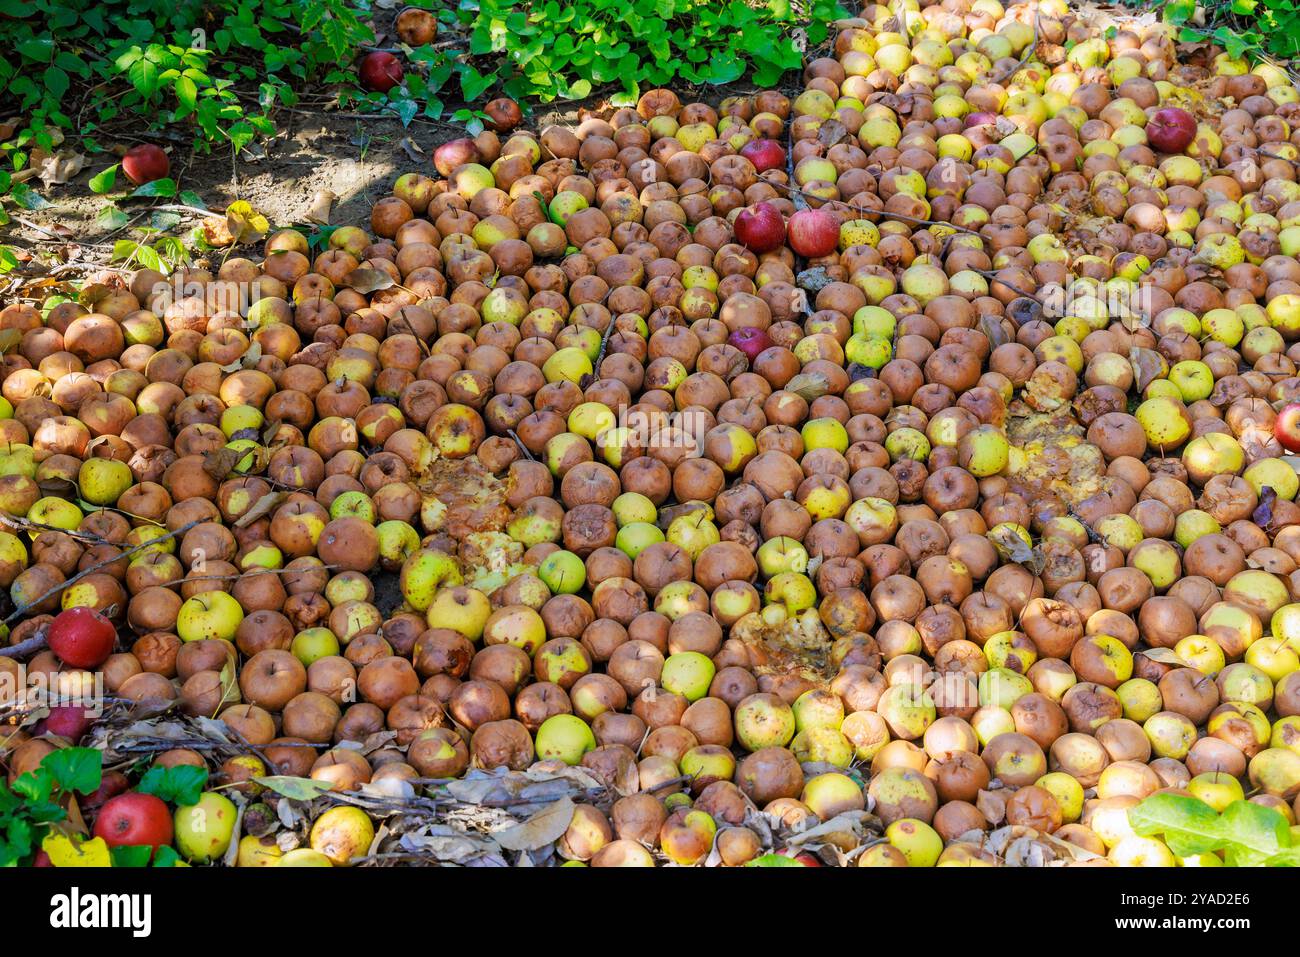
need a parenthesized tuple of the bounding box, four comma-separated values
(136, 764, 209, 806)
(89, 165, 118, 194)
(152, 845, 181, 867)
(42, 747, 103, 795)
(130, 177, 177, 198)
(110, 844, 154, 867)
(10, 183, 52, 210)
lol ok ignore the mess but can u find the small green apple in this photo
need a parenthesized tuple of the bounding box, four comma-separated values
(535, 714, 597, 765)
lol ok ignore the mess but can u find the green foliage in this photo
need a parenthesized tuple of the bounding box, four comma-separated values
(1148, 0, 1300, 59)
(135, 763, 209, 806)
(0, 0, 373, 162)
(1128, 792, 1298, 866)
(0, 746, 102, 866)
(456, 0, 851, 104)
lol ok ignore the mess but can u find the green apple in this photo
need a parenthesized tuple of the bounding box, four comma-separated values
(661, 651, 715, 702)
(957, 424, 1009, 477)
(1187, 771, 1244, 812)
(1134, 396, 1192, 448)
(616, 521, 664, 559)
(538, 549, 585, 595)
(541, 347, 593, 385)
(1244, 637, 1300, 683)
(801, 771, 865, 820)
(1036, 771, 1084, 822)
(78, 458, 134, 506)
(329, 490, 377, 523)
(399, 548, 463, 611)
(970, 705, 1017, 746)
(791, 727, 854, 766)
(885, 818, 943, 866)
(1168, 360, 1214, 402)
(612, 492, 657, 527)
(220, 404, 265, 439)
(308, 806, 374, 866)
(1174, 509, 1220, 548)
(1243, 458, 1300, 500)
(177, 590, 245, 642)
(535, 714, 597, 765)
(0, 444, 37, 479)
(26, 496, 83, 534)
(666, 513, 720, 561)
(801, 417, 849, 454)
(978, 667, 1033, 710)
(763, 571, 817, 614)
(175, 791, 238, 863)
(568, 402, 616, 441)
(1175, 634, 1226, 676)
(792, 689, 845, 733)
(291, 627, 340, 666)
(733, 693, 796, 751)
(426, 585, 491, 639)
(483, 604, 548, 653)
(755, 536, 808, 577)
(375, 520, 420, 569)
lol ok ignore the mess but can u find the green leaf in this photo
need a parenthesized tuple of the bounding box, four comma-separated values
(135, 764, 209, 806)
(89, 165, 118, 194)
(130, 177, 177, 198)
(42, 747, 102, 795)
(253, 776, 335, 801)
(95, 205, 128, 230)
(1128, 793, 1222, 857)
(152, 845, 181, 867)
(9, 183, 51, 210)
(179, 190, 208, 209)
(110, 844, 154, 867)
(1218, 800, 1290, 867)
(17, 37, 54, 63)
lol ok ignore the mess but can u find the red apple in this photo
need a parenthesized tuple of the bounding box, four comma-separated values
(433, 137, 480, 178)
(1146, 107, 1196, 154)
(729, 327, 773, 363)
(92, 793, 174, 854)
(359, 51, 404, 93)
(37, 705, 96, 742)
(122, 144, 170, 186)
(964, 111, 998, 128)
(1275, 402, 1300, 452)
(46, 607, 117, 669)
(733, 201, 786, 254)
(33, 850, 53, 866)
(82, 770, 130, 809)
(739, 138, 786, 173)
(787, 207, 839, 258)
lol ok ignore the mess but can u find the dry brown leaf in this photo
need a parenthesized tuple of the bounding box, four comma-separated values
(306, 189, 336, 225)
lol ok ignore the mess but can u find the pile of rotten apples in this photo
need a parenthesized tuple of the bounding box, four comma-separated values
(5, 0, 1300, 868)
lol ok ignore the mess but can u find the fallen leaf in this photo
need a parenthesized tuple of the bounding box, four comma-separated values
(494, 797, 575, 851)
(306, 190, 336, 225)
(32, 149, 85, 186)
(225, 200, 270, 246)
(42, 833, 112, 867)
(235, 491, 287, 527)
(345, 267, 396, 294)
(398, 137, 425, 162)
